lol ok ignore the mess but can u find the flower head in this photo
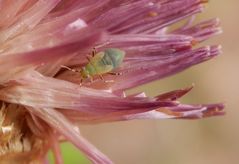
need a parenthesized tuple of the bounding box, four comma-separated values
(0, 0, 224, 163)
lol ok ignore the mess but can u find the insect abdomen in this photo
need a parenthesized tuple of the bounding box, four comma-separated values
(81, 48, 125, 79)
(102, 48, 125, 68)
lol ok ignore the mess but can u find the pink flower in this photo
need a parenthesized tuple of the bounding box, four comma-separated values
(0, 0, 224, 163)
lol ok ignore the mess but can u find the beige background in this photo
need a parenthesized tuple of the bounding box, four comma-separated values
(75, 1, 238, 164)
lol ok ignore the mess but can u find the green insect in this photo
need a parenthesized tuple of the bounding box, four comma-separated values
(61, 48, 125, 84)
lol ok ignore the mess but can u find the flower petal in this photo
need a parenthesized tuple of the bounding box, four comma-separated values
(26, 106, 113, 164)
(124, 103, 225, 120)
(90, 0, 206, 34)
(173, 18, 222, 42)
(0, 71, 177, 114)
(65, 103, 225, 123)
(110, 45, 221, 92)
(0, 0, 61, 43)
(0, 28, 104, 83)
(64, 33, 194, 68)
(155, 85, 194, 101)
(0, 0, 29, 27)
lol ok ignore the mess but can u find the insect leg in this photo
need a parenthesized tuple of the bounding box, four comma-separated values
(89, 76, 94, 83)
(80, 78, 83, 86)
(92, 47, 96, 57)
(60, 65, 79, 72)
(107, 72, 122, 75)
(98, 75, 115, 83)
(85, 48, 96, 61)
(86, 56, 91, 62)
(99, 75, 104, 81)
(104, 72, 122, 83)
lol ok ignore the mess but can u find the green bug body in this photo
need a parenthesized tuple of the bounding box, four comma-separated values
(80, 48, 125, 80)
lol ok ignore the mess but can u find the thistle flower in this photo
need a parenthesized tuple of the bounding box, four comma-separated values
(0, 0, 224, 164)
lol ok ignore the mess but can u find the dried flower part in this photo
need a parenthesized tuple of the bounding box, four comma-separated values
(0, 0, 224, 163)
(0, 103, 46, 163)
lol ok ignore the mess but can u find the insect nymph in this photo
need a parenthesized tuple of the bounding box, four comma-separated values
(62, 48, 125, 83)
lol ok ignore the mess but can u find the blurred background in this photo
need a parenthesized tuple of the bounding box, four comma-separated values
(49, 0, 239, 163)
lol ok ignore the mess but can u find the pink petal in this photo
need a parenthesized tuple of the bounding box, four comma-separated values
(66, 103, 225, 123)
(26, 106, 113, 164)
(0, 29, 104, 83)
(0, 71, 177, 114)
(155, 85, 194, 101)
(110, 45, 221, 92)
(173, 18, 222, 42)
(0, 0, 61, 43)
(124, 103, 225, 120)
(47, 131, 64, 164)
(0, 0, 29, 27)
